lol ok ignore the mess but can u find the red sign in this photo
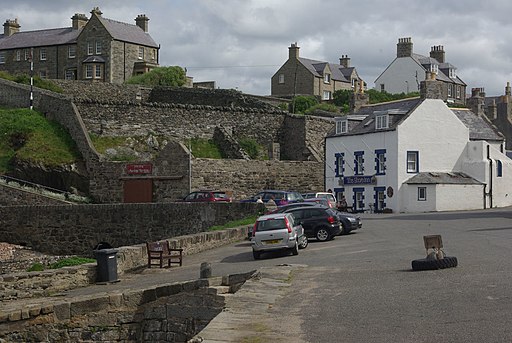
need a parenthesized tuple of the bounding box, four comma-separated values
(126, 163, 153, 175)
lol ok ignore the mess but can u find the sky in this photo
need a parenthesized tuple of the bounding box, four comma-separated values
(2, 0, 512, 96)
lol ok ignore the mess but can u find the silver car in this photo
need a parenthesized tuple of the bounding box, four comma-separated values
(251, 213, 307, 260)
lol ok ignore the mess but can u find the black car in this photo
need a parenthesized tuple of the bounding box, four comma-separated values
(275, 202, 362, 235)
(281, 206, 342, 241)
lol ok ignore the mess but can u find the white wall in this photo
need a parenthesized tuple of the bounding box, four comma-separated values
(374, 57, 425, 94)
(435, 184, 484, 211)
(402, 184, 436, 212)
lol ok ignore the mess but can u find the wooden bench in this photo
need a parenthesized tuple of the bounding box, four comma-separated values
(146, 241, 183, 268)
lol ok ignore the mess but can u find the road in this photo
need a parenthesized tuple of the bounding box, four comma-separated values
(181, 208, 512, 342)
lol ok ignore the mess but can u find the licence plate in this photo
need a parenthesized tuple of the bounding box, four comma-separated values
(263, 239, 281, 244)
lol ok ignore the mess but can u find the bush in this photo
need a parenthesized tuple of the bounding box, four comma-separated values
(304, 103, 340, 115)
(125, 66, 186, 87)
(49, 257, 95, 269)
(291, 95, 318, 114)
(27, 263, 45, 272)
(0, 71, 63, 93)
(239, 138, 261, 159)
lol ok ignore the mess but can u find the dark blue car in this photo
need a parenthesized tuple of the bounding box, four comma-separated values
(241, 190, 304, 206)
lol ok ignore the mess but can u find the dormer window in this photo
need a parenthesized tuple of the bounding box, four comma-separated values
(449, 68, 456, 78)
(430, 64, 438, 74)
(324, 74, 331, 83)
(375, 114, 388, 130)
(336, 119, 348, 134)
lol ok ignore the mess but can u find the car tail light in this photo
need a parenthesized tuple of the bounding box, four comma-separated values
(252, 222, 258, 236)
(327, 216, 336, 224)
(284, 217, 292, 233)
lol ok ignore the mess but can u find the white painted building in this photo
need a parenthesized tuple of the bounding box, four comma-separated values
(374, 37, 466, 106)
(325, 97, 512, 213)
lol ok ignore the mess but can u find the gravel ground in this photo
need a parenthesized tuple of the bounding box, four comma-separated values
(0, 242, 67, 274)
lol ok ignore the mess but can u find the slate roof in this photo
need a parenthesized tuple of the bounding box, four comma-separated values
(298, 57, 355, 83)
(450, 108, 504, 142)
(0, 15, 158, 50)
(98, 17, 158, 48)
(404, 172, 483, 185)
(412, 53, 466, 86)
(0, 27, 78, 49)
(327, 97, 421, 137)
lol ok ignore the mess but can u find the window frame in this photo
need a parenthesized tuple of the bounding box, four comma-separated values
(324, 73, 331, 84)
(95, 41, 102, 55)
(39, 70, 47, 79)
(16, 50, 21, 61)
(407, 151, 419, 173)
(418, 187, 427, 201)
(497, 160, 503, 177)
(138, 46, 144, 60)
(87, 42, 93, 55)
(375, 114, 389, 130)
(335, 153, 344, 177)
(278, 74, 285, 84)
(375, 149, 386, 175)
(336, 119, 348, 134)
(354, 151, 365, 175)
(85, 65, 93, 79)
(0, 52, 5, 64)
(323, 90, 331, 100)
(95, 64, 102, 79)
(39, 48, 47, 61)
(68, 46, 76, 59)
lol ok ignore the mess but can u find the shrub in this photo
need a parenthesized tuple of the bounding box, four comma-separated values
(49, 257, 96, 269)
(27, 263, 45, 272)
(291, 95, 318, 114)
(239, 138, 261, 159)
(304, 103, 340, 115)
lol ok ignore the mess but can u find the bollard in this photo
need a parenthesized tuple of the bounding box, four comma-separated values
(200, 262, 212, 279)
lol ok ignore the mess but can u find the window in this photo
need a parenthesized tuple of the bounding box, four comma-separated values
(68, 46, 76, 58)
(497, 160, 503, 177)
(87, 42, 93, 55)
(24, 49, 30, 60)
(374, 187, 386, 212)
(336, 119, 348, 134)
(375, 149, 386, 175)
(430, 64, 438, 74)
(407, 151, 419, 173)
(138, 47, 144, 59)
(85, 65, 93, 78)
(95, 41, 102, 54)
(375, 114, 388, 129)
(39, 70, 47, 79)
(95, 64, 102, 79)
(354, 151, 364, 175)
(152, 49, 156, 60)
(380, 84, 385, 92)
(335, 153, 344, 177)
(449, 68, 456, 78)
(323, 91, 331, 100)
(0, 52, 4, 64)
(351, 79, 355, 88)
(447, 84, 452, 98)
(65, 69, 76, 80)
(39, 48, 47, 61)
(418, 187, 427, 201)
(16, 50, 21, 61)
(456, 86, 461, 99)
(324, 74, 331, 83)
(278, 74, 285, 84)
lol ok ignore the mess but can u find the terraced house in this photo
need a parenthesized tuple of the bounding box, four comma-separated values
(0, 7, 159, 83)
(271, 42, 365, 101)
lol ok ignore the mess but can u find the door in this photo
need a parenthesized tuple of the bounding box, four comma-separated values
(123, 179, 153, 203)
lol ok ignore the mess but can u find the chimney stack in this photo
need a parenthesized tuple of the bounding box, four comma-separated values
(339, 55, 351, 68)
(430, 45, 445, 63)
(397, 37, 413, 58)
(289, 42, 299, 60)
(90, 7, 103, 17)
(71, 13, 88, 30)
(3, 18, 20, 37)
(467, 88, 486, 116)
(135, 14, 149, 32)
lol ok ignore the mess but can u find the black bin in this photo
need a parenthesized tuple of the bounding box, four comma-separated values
(94, 242, 118, 283)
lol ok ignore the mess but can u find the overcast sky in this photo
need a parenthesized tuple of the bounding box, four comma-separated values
(2, 0, 512, 96)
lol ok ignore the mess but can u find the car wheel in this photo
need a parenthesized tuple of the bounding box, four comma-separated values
(316, 228, 330, 242)
(411, 256, 458, 271)
(291, 242, 299, 255)
(253, 250, 261, 260)
(298, 235, 308, 249)
(340, 223, 347, 235)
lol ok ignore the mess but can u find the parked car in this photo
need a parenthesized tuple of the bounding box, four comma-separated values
(242, 190, 304, 206)
(276, 202, 362, 235)
(182, 190, 232, 202)
(303, 192, 337, 208)
(251, 212, 308, 260)
(280, 206, 342, 241)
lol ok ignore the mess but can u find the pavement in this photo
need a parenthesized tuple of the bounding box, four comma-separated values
(1, 239, 308, 343)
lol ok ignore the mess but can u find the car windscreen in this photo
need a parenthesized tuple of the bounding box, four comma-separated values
(256, 219, 287, 231)
(213, 192, 228, 198)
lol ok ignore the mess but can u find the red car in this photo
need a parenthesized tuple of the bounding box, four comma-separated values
(182, 191, 232, 202)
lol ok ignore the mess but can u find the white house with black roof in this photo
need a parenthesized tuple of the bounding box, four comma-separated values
(325, 97, 512, 213)
(0, 7, 159, 83)
(374, 37, 466, 105)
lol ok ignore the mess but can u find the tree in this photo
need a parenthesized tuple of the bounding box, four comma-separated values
(125, 66, 187, 87)
(291, 95, 318, 114)
(333, 89, 352, 113)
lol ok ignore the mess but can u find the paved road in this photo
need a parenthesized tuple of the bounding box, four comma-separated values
(193, 208, 512, 342)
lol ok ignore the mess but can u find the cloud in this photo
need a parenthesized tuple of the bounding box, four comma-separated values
(2, 0, 511, 95)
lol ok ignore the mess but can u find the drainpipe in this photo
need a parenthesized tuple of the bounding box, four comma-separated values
(486, 145, 493, 208)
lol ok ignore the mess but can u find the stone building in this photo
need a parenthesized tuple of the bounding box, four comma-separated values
(374, 37, 466, 106)
(0, 7, 159, 83)
(271, 42, 365, 101)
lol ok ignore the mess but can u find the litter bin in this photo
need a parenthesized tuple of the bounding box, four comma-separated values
(93, 242, 118, 283)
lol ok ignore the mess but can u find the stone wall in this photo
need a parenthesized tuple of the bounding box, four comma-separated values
(52, 80, 152, 103)
(0, 183, 71, 206)
(0, 274, 255, 342)
(192, 159, 324, 199)
(0, 202, 259, 256)
(0, 226, 248, 301)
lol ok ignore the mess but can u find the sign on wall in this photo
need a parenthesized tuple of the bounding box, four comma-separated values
(126, 163, 153, 175)
(343, 175, 377, 185)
